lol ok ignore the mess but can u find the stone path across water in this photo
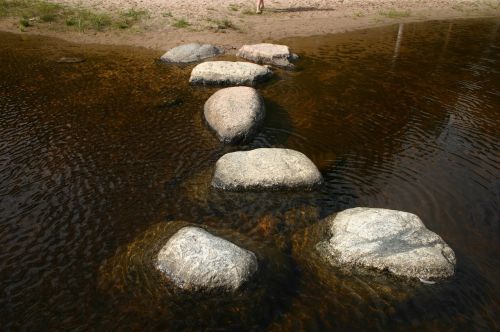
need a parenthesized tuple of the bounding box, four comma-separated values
(151, 42, 457, 294)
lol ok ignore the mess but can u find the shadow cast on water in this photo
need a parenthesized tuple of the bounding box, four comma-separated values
(162, 164, 323, 233)
(245, 97, 296, 149)
(158, 91, 362, 240)
(386, 253, 499, 330)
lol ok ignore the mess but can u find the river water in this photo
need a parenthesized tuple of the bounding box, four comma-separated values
(0, 18, 499, 331)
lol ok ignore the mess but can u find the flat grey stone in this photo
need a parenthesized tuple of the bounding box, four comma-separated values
(189, 61, 273, 86)
(204, 87, 265, 144)
(160, 43, 221, 63)
(212, 148, 323, 191)
(316, 208, 456, 280)
(155, 227, 258, 292)
(237, 43, 298, 68)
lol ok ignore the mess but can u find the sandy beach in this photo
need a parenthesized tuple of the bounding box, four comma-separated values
(1, 0, 499, 51)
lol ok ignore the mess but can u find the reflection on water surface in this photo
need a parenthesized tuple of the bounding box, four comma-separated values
(0, 18, 499, 330)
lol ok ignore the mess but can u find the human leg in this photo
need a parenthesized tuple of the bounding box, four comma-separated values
(256, 0, 264, 13)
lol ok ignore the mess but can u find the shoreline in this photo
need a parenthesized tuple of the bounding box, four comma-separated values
(0, 1, 499, 52)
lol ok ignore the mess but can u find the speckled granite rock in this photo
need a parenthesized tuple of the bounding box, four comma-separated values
(189, 61, 273, 86)
(316, 208, 456, 280)
(237, 43, 298, 68)
(212, 148, 323, 191)
(155, 227, 258, 292)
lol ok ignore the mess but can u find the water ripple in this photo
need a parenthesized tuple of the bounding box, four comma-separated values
(1, 18, 500, 330)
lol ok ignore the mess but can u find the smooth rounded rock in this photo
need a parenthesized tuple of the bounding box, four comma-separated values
(316, 208, 456, 280)
(155, 226, 258, 292)
(160, 43, 221, 63)
(189, 61, 273, 86)
(204, 87, 265, 144)
(212, 148, 323, 191)
(237, 43, 298, 68)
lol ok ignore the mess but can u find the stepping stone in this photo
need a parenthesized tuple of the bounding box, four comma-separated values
(160, 43, 222, 63)
(316, 208, 456, 280)
(204, 87, 265, 144)
(237, 43, 298, 68)
(156, 227, 258, 292)
(189, 61, 273, 86)
(212, 148, 323, 191)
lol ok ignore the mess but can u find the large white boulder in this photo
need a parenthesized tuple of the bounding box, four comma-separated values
(156, 227, 258, 292)
(160, 43, 221, 63)
(212, 148, 323, 191)
(316, 208, 456, 280)
(237, 43, 298, 68)
(204, 87, 265, 144)
(189, 61, 273, 86)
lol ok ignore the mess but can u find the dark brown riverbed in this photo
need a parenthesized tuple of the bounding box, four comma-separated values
(1, 18, 499, 331)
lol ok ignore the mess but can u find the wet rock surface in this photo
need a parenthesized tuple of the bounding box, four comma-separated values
(212, 148, 323, 191)
(316, 208, 456, 280)
(237, 43, 298, 68)
(189, 61, 273, 86)
(160, 43, 221, 63)
(156, 226, 258, 292)
(204, 87, 265, 144)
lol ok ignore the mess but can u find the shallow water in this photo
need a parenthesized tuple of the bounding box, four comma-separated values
(1, 18, 499, 330)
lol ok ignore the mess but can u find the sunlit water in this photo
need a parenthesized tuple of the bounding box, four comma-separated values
(0, 18, 499, 330)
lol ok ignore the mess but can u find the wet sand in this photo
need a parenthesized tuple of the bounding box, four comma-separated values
(0, 0, 499, 51)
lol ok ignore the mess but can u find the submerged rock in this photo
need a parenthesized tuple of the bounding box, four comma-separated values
(163, 165, 322, 240)
(237, 43, 298, 68)
(316, 208, 456, 280)
(56, 57, 85, 63)
(160, 43, 222, 63)
(189, 61, 273, 86)
(98, 221, 294, 330)
(212, 148, 323, 191)
(156, 226, 258, 292)
(204, 87, 265, 144)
